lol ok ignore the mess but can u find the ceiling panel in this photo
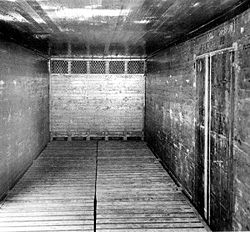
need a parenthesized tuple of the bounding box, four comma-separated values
(0, 0, 249, 56)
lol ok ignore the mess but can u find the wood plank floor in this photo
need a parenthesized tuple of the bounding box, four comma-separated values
(0, 141, 97, 231)
(96, 141, 208, 232)
(0, 141, 209, 232)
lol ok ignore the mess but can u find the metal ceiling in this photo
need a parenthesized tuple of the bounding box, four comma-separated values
(0, 0, 249, 57)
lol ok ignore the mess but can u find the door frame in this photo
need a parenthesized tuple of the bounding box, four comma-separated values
(194, 43, 237, 223)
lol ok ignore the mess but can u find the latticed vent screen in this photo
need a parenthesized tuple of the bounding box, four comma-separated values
(109, 61, 125, 74)
(128, 61, 144, 74)
(51, 60, 68, 74)
(71, 61, 87, 74)
(90, 61, 105, 74)
(50, 59, 145, 74)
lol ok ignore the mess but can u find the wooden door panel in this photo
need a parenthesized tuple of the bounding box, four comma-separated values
(209, 51, 234, 231)
(195, 49, 235, 230)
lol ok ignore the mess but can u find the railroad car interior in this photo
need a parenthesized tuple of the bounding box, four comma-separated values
(0, 0, 250, 231)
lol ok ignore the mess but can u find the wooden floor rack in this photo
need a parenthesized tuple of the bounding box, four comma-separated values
(0, 141, 209, 232)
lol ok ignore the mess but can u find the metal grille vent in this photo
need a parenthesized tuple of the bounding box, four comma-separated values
(90, 61, 106, 74)
(128, 61, 144, 74)
(51, 60, 68, 74)
(109, 61, 125, 74)
(71, 61, 87, 74)
(50, 59, 145, 74)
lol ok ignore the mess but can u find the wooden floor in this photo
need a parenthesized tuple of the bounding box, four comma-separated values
(0, 141, 209, 232)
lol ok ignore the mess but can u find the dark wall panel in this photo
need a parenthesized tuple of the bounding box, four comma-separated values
(146, 8, 250, 231)
(0, 39, 49, 198)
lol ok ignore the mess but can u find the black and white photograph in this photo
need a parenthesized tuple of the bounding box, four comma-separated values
(0, 0, 249, 231)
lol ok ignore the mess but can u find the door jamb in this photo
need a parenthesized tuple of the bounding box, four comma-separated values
(195, 44, 236, 223)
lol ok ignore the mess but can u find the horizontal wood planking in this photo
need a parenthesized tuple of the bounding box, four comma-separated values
(0, 141, 97, 231)
(50, 74, 145, 137)
(96, 141, 208, 232)
(0, 141, 208, 231)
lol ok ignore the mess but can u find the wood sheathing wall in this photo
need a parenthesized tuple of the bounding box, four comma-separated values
(146, 8, 250, 231)
(50, 73, 145, 139)
(0, 39, 49, 199)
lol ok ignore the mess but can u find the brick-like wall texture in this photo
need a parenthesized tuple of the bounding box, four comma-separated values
(146, 8, 250, 231)
(50, 74, 145, 137)
(0, 39, 49, 198)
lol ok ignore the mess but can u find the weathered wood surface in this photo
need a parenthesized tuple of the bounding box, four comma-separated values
(0, 39, 49, 199)
(0, 141, 208, 231)
(145, 8, 250, 231)
(0, 141, 97, 231)
(96, 141, 208, 232)
(50, 74, 145, 138)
